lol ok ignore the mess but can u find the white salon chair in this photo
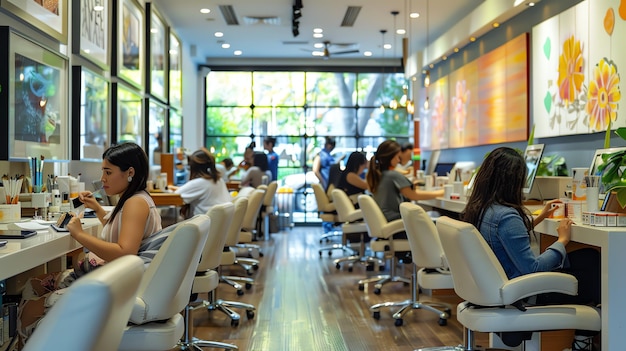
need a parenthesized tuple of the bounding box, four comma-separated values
(312, 183, 345, 256)
(24, 255, 144, 351)
(436, 216, 601, 350)
(118, 214, 212, 351)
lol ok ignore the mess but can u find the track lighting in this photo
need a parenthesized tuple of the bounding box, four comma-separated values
(291, 1, 302, 37)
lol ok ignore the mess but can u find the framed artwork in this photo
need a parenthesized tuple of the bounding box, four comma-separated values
(72, 0, 110, 69)
(117, 0, 144, 89)
(169, 108, 182, 153)
(148, 3, 167, 101)
(169, 32, 182, 108)
(72, 66, 109, 160)
(147, 99, 166, 167)
(115, 84, 143, 146)
(0, 29, 68, 160)
(0, 0, 68, 43)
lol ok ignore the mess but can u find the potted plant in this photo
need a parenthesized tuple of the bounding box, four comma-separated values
(597, 127, 626, 210)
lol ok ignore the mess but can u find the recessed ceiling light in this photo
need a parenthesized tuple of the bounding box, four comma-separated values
(314, 43, 324, 48)
(312, 51, 324, 57)
(527, 2, 535, 6)
(221, 43, 230, 49)
(363, 51, 372, 56)
(396, 29, 406, 35)
(313, 33, 323, 38)
(200, 8, 210, 14)
(383, 44, 391, 50)
(493, 22, 500, 28)
(313, 28, 323, 33)
(215, 32, 224, 37)
(410, 12, 419, 18)
(442, 55, 447, 60)
(429, 63, 434, 69)
(454, 48, 459, 53)
(234, 50, 242, 55)
(470, 37, 476, 42)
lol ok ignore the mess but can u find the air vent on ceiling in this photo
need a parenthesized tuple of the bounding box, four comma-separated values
(219, 5, 239, 25)
(243, 16, 281, 25)
(341, 6, 361, 27)
(282, 40, 309, 45)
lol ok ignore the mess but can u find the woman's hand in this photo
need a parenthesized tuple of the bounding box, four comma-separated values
(78, 191, 100, 210)
(66, 214, 84, 238)
(556, 217, 573, 246)
(539, 199, 562, 219)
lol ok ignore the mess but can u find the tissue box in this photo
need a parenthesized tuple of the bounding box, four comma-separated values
(0, 203, 20, 224)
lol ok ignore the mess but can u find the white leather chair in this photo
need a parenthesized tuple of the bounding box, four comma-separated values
(357, 195, 411, 294)
(23, 255, 144, 351)
(312, 183, 345, 256)
(235, 188, 266, 261)
(118, 214, 212, 351)
(372, 202, 453, 327)
(435, 216, 601, 350)
(330, 188, 382, 271)
(221, 196, 254, 294)
(259, 180, 278, 240)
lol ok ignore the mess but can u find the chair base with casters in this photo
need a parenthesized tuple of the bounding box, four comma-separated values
(370, 263, 451, 326)
(332, 223, 383, 272)
(195, 269, 256, 327)
(179, 303, 238, 350)
(357, 239, 411, 294)
(220, 249, 254, 295)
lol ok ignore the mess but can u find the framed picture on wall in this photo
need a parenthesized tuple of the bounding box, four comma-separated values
(72, 0, 110, 69)
(72, 66, 109, 160)
(0, 0, 68, 43)
(0, 28, 68, 160)
(115, 83, 143, 146)
(169, 32, 182, 109)
(117, 0, 144, 89)
(148, 3, 167, 101)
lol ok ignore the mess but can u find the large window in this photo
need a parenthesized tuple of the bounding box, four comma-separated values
(205, 70, 411, 222)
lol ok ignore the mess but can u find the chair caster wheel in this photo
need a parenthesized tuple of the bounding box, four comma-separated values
(348, 267, 353, 273)
(246, 270, 254, 276)
(444, 308, 451, 315)
(246, 310, 255, 319)
(373, 311, 380, 320)
(245, 283, 252, 289)
(231, 319, 239, 327)
(328, 251, 332, 257)
(438, 318, 447, 326)
(374, 288, 381, 295)
(394, 318, 403, 327)
(259, 252, 264, 257)
(358, 284, 365, 291)
(237, 289, 244, 296)
(336, 263, 341, 269)
(318, 251, 323, 257)
(253, 264, 259, 270)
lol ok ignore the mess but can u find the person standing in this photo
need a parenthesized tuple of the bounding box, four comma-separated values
(264, 137, 279, 181)
(313, 136, 336, 191)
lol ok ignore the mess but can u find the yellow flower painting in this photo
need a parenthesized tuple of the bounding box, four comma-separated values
(586, 58, 621, 131)
(557, 35, 584, 107)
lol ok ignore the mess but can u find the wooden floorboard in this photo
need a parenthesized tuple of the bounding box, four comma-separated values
(188, 225, 490, 351)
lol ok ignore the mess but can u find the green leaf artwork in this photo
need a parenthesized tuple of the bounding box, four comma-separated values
(543, 37, 551, 60)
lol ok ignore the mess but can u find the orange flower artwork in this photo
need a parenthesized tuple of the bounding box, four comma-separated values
(586, 58, 621, 131)
(452, 80, 470, 131)
(557, 35, 584, 106)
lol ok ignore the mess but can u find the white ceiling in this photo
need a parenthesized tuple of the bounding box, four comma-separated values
(150, 0, 539, 68)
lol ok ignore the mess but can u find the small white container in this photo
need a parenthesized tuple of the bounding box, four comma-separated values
(0, 203, 21, 223)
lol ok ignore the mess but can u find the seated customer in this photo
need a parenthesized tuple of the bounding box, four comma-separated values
(367, 140, 443, 222)
(18, 142, 163, 344)
(216, 157, 237, 182)
(337, 152, 369, 204)
(461, 147, 600, 351)
(170, 148, 232, 218)
(395, 142, 414, 176)
(240, 151, 272, 188)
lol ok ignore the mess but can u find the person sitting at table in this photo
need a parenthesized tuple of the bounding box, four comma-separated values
(394, 142, 413, 176)
(216, 157, 237, 182)
(367, 140, 443, 222)
(169, 148, 232, 219)
(240, 151, 272, 188)
(18, 142, 163, 345)
(460, 146, 600, 351)
(337, 151, 369, 204)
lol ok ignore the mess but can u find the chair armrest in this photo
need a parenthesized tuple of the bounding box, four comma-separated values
(379, 219, 405, 238)
(500, 272, 578, 304)
(345, 209, 363, 223)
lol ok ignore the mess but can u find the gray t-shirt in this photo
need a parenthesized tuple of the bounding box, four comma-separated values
(372, 170, 412, 221)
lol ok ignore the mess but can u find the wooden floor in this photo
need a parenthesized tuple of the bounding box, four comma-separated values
(188, 224, 490, 351)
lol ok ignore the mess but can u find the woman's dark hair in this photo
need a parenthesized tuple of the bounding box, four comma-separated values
(344, 152, 367, 173)
(222, 157, 234, 168)
(461, 147, 532, 232)
(366, 140, 401, 194)
(252, 151, 269, 171)
(401, 142, 414, 152)
(102, 142, 149, 222)
(324, 136, 336, 148)
(188, 148, 220, 183)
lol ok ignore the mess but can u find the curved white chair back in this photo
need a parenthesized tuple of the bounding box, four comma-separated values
(357, 195, 391, 239)
(24, 255, 144, 351)
(225, 197, 248, 246)
(399, 203, 448, 269)
(241, 189, 265, 231)
(331, 189, 363, 223)
(197, 203, 235, 272)
(262, 181, 278, 207)
(312, 183, 334, 212)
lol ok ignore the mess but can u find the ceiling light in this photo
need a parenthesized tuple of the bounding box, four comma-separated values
(313, 33, 323, 38)
(363, 51, 372, 56)
(292, 6, 302, 19)
(234, 50, 242, 55)
(221, 43, 230, 49)
(493, 22, 500, 28)
(314, 43, 324, 48)
(454, 47, 459, 53)
(214, 32, 224, 37)
(410, 12, 419, 18)
(396, 29, 406, 35)
(200, 8, 210, 14)
(424, 71, 430, 87)
(442, 55, 447, 60)
(469, 37, 476, 42)
(383, 44, 391, 50)
(528, 2, 535, 6)
(313, 28, 323, 33)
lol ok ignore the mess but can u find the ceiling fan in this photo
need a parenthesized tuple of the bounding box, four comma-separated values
(308, 41, 359, 59)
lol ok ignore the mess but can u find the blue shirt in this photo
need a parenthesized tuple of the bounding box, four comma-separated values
(477, 204, 566, 279)
(318, 148, 335, 190)
(267, 150, 279, 181)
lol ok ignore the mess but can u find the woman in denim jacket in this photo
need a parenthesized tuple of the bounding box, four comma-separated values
(461, 147, 600, 351)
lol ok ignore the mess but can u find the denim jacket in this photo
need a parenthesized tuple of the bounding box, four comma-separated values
(478, 204, 566, 279)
